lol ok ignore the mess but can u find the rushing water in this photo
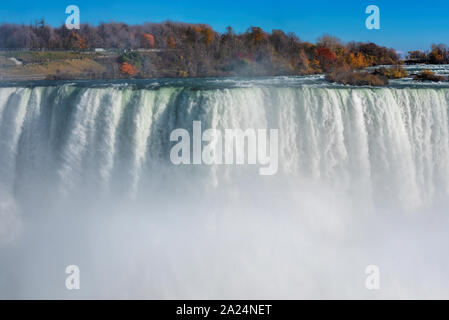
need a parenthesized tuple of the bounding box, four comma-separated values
(1, 75, 449, 298)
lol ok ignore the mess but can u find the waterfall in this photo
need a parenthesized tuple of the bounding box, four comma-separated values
(1, 82, 449, 299)
(1, 84, 448, 210)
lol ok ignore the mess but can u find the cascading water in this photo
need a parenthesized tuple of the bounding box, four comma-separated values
(1, 78, 449, 299)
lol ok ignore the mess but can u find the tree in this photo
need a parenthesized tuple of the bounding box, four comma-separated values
(315, 47, 336, 71)
(120, 62, 138, 75)
(317, 34, 343, 52)
(296, 49, 311, 73)
(142, 33, 155, 48)
(428, 44, 446, 64)
(203, 28, 214, 47)
(248, 27, 265, 46)
(0, 21, 411, 79)
(167, 36, 176, 49)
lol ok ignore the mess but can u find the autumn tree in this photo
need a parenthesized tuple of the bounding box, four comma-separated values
(407, 50, 426, 61)
(348, 52, 369, 68)
(317, 34, 343, 52)
(71, 32, 87, 50)
(428, 44, 446, 64)
(203, 27, 214, 47)
(142, 33, 155, 48)
(296, 49, 311, 73)
(119, 51, 142, 68)
(167, 36, 176, 49)
(120, 62, 138, 75)
(0, 20, 416, 78)
(315, 47, 336, 72)
(248, 27, 265, 46)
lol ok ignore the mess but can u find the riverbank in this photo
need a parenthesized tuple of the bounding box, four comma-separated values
(1, 50, 449, 85)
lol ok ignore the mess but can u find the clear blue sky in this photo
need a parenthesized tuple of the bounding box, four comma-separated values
(0, 0, 448, 53)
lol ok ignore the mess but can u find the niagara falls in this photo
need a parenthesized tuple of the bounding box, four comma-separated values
(2, 1, 449, 308)
(1, 73, 449, 299)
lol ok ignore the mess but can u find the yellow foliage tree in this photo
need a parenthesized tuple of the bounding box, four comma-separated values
(203, 28, 214, 47)
(348, 52, 369, 68)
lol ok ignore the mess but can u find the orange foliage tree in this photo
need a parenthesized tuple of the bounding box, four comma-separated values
(70, 32, 86, 50)
(315, 47, 336, 72)
(120, 62, 138, 75)
(167, 36, 176, 49)
(142, 33, 155, 48)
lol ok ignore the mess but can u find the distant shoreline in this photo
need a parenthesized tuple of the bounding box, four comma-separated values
(0, 51, 445, 81)
(2, 21, 449, 85)
(1, 60, 448, 85)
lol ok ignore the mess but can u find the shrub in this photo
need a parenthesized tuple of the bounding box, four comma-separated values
(118, 51, 142, 68)
(120, 62, 138, 76)
(374, 65, 408, 79)
(326, 66, 388, 86)
(413, 69, 444, 82)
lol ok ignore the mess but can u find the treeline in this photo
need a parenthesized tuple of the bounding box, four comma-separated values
(0, 20, 405, 78)
(407, 44, 449, 64)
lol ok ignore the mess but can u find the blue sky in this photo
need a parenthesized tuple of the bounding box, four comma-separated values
(0, 0, 448, 53)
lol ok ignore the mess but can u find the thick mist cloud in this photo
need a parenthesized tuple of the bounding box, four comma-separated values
(0, 190, 21, 246)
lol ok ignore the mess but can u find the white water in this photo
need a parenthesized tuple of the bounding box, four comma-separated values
(1, 81, 449, 298)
